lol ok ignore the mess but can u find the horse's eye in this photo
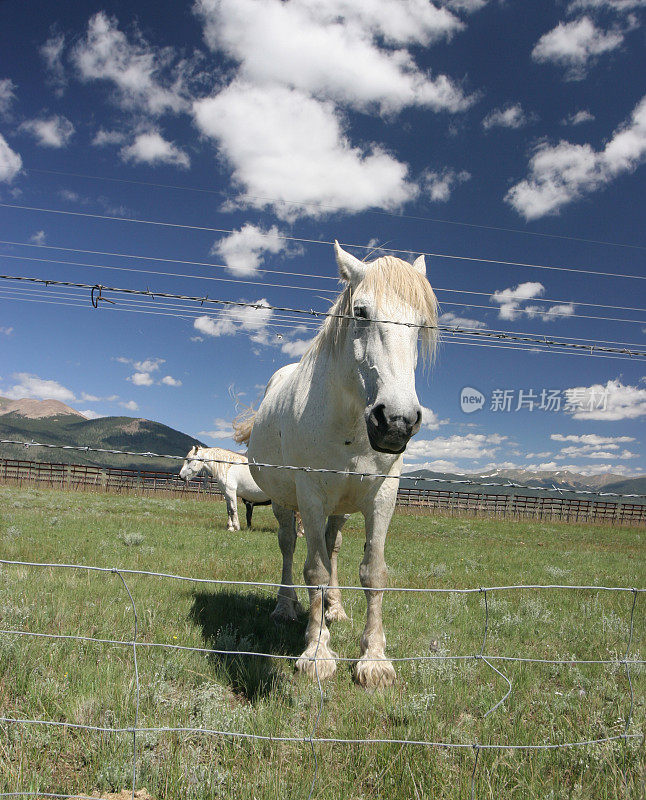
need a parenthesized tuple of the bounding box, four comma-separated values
(354, 306, 368, 319)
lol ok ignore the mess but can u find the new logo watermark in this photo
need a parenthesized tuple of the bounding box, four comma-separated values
(459, 387, 608, 413)
(460, 387, 485, 413)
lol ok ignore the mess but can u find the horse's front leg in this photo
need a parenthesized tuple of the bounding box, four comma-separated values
(223, 483, 240, 531)
(295, 485, 337, 680)
(355, 494, 397, 690)
(271, 502, 301, 623)
(325, 515, 349, 623)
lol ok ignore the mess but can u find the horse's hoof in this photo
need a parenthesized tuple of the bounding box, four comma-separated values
(325, 603, 349, 623)
(271, 599, 300, 624)
(354, 655, 396, 690)
(295, 645, 337, 680)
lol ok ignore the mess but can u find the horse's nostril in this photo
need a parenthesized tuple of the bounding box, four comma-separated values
(370, 403, 387, 430)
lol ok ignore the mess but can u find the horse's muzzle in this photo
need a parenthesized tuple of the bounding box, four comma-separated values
(366, 403, 422, 455)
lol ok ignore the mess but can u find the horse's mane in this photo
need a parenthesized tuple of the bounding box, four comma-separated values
(308, 256, 439, 363)
(190, 445, 248, 481)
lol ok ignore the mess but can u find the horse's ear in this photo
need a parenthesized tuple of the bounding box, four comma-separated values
(188, 445, 196, 456)
(412, 254, 426, 276)
(334, 240, 367, 285)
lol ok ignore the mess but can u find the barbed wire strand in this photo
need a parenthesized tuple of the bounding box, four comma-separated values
(4, 251, 645, 326)
(3, 238, 646, 315)
(1, 201, 645, 280)
(2, 289, 645, 366)
(2, 287, 644, 361)
(2, 440, 645, 499)
(2, 274, 646, 359)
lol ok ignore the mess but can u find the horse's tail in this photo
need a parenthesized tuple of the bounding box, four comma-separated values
(232, 407, 256, 445)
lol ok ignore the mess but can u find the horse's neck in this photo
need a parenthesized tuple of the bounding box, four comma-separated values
(301, 344, 365, 427)
(198, 448, 228, 481)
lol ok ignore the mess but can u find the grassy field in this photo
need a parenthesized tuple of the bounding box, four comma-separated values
(0, 484, 644, 799)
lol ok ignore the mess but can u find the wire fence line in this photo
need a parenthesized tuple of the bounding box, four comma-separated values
(3, 288, 644, 364)
(2, 274, 646, 359)
(0, 556, 643, 800)
(2, 439, 646, 500)
(4, 237, 646, 315)
(2, 199, 646, 280)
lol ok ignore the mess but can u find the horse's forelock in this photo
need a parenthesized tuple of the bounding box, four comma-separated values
(311, 256, 438, 363)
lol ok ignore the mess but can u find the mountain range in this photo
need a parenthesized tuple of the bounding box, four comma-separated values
(0, 397, 644, 498)
(0, 397, 205, 472)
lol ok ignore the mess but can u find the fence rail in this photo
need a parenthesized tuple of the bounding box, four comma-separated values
(1, 457, 645, 525)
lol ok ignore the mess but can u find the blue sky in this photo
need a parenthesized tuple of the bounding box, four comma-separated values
(0, 0, 644, 477)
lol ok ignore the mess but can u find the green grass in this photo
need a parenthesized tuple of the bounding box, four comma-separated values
(0, 485, 644, 799)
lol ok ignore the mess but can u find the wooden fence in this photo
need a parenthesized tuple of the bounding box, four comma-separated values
(1, 458, 644, 526)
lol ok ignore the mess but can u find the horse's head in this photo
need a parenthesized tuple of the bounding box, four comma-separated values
(333, 241, 438, 455)
(179, 446, 204, 482)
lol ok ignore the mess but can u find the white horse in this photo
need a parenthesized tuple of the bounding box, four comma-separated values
(179, 446, 272, 531)
(235, 242, 437, 690)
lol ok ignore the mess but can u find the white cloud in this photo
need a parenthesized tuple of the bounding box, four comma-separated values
(407, 432, 507, 461)
(567, 0, 646, 13)
(92, 128, 128, 146)
(161, 375, 182, 386)
(120, 130, 190, 168)
(198, 418, 235, 440)
(30, 230, 46, 246)
(438, 311, 485, 329)
(420, 406, 449, 430)
(72, 12, 189, 115)
(564, 378, 646, 420)
(556, 445, 638, 458)
(129, 372, 155, 386)
(79, 409, 103, 420)
(195, 0, 470, 114)
(561, 109, 595, 125)
(482, 103, 532, 130)
(280, 337, 315, 357)
(524, 302, 576, 321)
(119, 400, 139, 411)
(3, 372, 75, 402)
(507, 94, 646, 220)
(40, 31, 66, 94)
(0, 78, 16, 116)
(531, 16, 626, 79)
(117, 356, 165, 372)
(423, 168, 470, 202)
(194, 300, 274, 344)
(0, 326, 14, 336)
(404, 458, 461, 472)
(524, 461, 634, 476)
(440, 0, 489, 11)
(551, 433, 635, 444)
(194, 81, 417, 219)
(20, 115, 74, 148)
(211, 224, 288, 276)
(490, 282, 545, 320)
(0, 133, 22, 182)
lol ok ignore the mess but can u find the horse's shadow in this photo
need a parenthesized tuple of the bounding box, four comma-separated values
(188, 590, 306, 702)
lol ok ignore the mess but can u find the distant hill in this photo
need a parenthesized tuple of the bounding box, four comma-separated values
(0, 397, 206, 472)
(0, 397, 86, 419)
(401, 467, 646, 504)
